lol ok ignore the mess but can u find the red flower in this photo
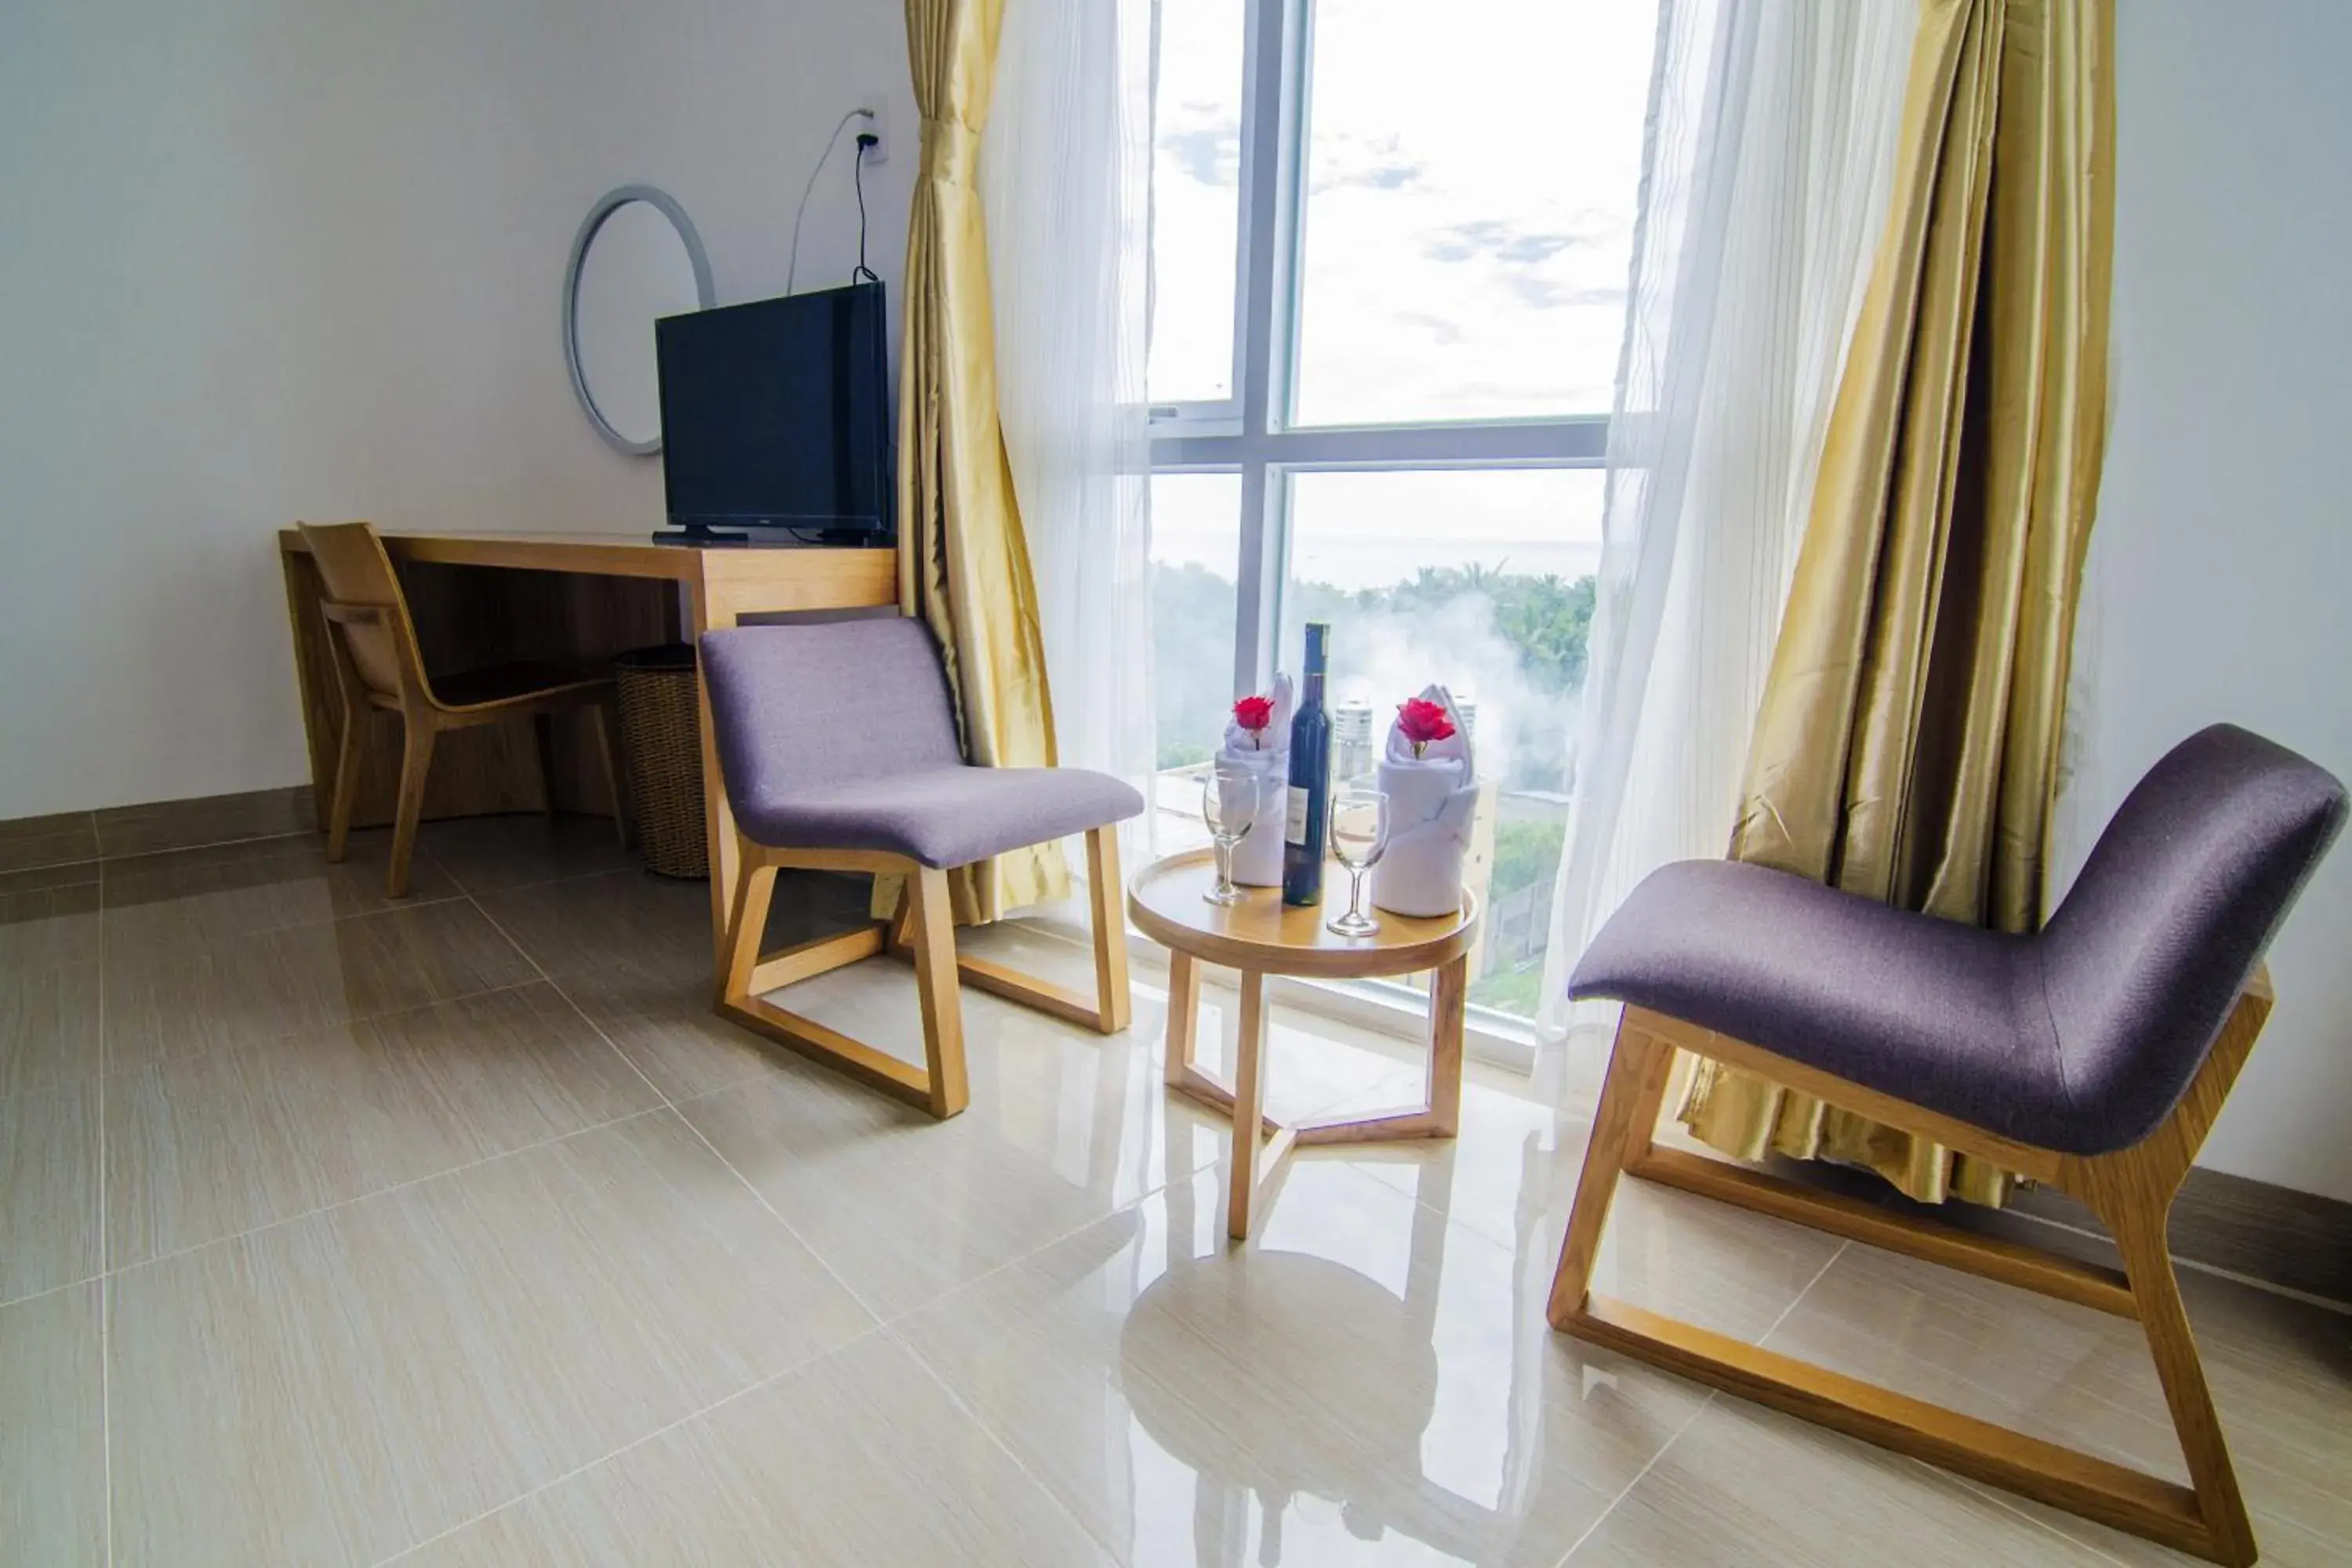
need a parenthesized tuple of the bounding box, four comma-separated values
(1232, 694, 1276, 749)
(1396, 697, 1456, 759)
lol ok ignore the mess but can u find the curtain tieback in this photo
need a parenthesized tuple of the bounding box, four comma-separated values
(919, 117, 982, 187)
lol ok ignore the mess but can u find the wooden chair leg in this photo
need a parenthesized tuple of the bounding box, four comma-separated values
(874, 833, 1133, 1038)
(387, 720, 435, 899)
(1546, 1015, 1674, 1328)
(906, 864, 969, 1119)
(720, 858, 779, 1007)
(885, 878, 916, 956)
(1541, 998, 2274, 1566)
(1084, 825, 1131, 1033)
(2092, 1180, 2259, 1566)
(324, 699, 362, 865)
(590, 698, 630, 850)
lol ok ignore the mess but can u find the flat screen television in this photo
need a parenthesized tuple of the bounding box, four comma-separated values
(653, 281, 892, 543)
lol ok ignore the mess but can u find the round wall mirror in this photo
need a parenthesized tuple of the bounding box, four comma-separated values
(563, 186, 713, 455)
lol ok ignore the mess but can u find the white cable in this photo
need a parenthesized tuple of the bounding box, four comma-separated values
(786, 107, 877, 295)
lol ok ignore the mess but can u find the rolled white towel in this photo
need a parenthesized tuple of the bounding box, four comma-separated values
(1216, 673, 1291, 885)
(1370, 685, 1477, 917)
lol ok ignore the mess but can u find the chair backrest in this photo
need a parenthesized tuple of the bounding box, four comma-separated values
(296, 521, 427, 704)
(2039, 724, 2346, 1150)
(699, 618, 966, 807)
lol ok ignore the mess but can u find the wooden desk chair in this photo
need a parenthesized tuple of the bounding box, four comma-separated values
(1548, 724, 2345, 1567)
(698, 618, 1142, 1119)
(297, 521, 628, 898)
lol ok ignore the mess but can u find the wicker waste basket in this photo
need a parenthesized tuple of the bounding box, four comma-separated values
(613, 644, 709, 879)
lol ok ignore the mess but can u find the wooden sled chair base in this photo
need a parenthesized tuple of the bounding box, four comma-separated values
(1547, 993, 2271, 1568)
(715, 827, 1131, 1120)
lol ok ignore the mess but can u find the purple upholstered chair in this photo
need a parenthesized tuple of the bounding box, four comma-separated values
(1545, 724, 2343, 1567)
(699, 617, 1143, 1120)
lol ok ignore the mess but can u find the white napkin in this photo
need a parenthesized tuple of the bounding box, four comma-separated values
(1370, 684, 1478, 917)
(1215, 673, 1291, 885)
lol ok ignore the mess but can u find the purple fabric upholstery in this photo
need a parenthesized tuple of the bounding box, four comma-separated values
(1570, 725, 2345, 1155)
(698, 618, 1143, 869)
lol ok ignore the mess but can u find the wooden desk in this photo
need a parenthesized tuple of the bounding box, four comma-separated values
(278, 529, 898, 964)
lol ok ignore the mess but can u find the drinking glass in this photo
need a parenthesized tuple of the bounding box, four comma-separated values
(1201, 760, 1260, 906)
(1327, 785, 1388, 937)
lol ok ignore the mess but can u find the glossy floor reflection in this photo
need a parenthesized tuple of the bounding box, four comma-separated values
(1, 813, 2346, 1566)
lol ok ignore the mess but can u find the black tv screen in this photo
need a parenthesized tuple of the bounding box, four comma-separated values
(655, 282, 892, 537)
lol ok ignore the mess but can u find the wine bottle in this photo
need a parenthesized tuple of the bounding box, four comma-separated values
(1283, 622, 1333, 906)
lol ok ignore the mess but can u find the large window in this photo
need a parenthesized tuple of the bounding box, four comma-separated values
(1146, 0, 1656, 1021)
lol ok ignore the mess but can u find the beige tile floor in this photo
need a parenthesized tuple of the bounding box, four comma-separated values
(2, 812, 2348, 1566)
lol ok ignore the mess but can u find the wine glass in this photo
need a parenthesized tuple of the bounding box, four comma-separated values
(1200, 760, 1261, 906)
(1327, 785, 1389, 937)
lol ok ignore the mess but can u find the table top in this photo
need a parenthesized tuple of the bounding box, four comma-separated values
(277, 527, 898, 596)
(1127, 848, 1479, 979)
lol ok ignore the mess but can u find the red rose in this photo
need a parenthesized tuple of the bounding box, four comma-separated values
(1233, 694, 1275, 749)
(1396, 697, 1456, 759)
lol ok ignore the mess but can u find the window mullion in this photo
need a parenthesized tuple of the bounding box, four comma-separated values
(1229, 0, 1301, 695)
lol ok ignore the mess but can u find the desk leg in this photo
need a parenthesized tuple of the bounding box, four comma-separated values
(688, 577, 740, 991)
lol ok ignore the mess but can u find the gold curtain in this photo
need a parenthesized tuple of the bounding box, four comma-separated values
(1677, 0, 2114, 1205)
(894, 0, 1068, 924)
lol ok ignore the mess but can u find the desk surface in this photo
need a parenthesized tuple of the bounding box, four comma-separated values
(277, 527, 899, 590)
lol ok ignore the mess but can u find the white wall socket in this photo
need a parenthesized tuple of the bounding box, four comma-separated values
(855, 95, 888, 167)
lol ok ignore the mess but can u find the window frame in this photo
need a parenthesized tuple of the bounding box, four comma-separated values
(1145, 0, 1632, 1053)
(1148, 0, 1613, 704)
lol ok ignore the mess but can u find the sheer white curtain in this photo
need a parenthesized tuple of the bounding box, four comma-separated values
(982, 0, 1155, 866)
(1536, 0, 1912, 1087)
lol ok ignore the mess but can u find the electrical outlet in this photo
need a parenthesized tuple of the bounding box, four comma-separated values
(855, 94, 888, 166)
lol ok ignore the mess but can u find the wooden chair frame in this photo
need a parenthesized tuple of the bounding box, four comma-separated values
(318, 604, 628, 894)
(302, 523, 626, 898)
(715, 827, 1131, 1119)
(1548, 972, 2274, 1567)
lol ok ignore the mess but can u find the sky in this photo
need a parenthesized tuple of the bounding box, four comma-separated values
(1147, 0, 1656, 591)
(1149, 0, 1657, 422)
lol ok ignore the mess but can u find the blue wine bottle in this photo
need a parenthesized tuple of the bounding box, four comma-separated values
(1283, 622, 1333, 906)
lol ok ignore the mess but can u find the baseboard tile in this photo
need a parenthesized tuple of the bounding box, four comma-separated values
(1, 784, 315, 866)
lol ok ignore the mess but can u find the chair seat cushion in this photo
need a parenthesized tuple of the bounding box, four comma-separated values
(732, 764, 1145, 869)
(1569, 859, 2078, 1151)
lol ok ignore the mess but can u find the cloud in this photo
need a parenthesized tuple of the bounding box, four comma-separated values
(1501, 278, 1626, 310)
(1422, 218, 1597, 266)
(1159, 113, 1240, 188)
(1309, 131, 1425, 194)
(1395, 309, 1466, 345)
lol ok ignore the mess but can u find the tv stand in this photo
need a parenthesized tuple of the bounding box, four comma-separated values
(652, 522, 750, 546)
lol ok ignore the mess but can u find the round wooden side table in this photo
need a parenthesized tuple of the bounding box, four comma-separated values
(1127, 848, 1480, 1239)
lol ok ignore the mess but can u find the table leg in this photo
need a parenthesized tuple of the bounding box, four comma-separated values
(687, 572, 741, 990)
(1428, 952, 1468, 1138)
(1228, 969, 1271, 1240)
(1163, 950, 1200, 1087)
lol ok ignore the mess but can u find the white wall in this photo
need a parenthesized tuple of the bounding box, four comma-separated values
(2056, 1, 2352, 1202)
(0, 0, 910, 818)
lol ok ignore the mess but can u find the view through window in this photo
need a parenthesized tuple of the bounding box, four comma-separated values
(1145, 0, 1657, 1021)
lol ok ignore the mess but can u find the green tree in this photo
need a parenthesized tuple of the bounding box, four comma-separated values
(1149, 556, 1598, 773)
(1490, 819, 1566, 896)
